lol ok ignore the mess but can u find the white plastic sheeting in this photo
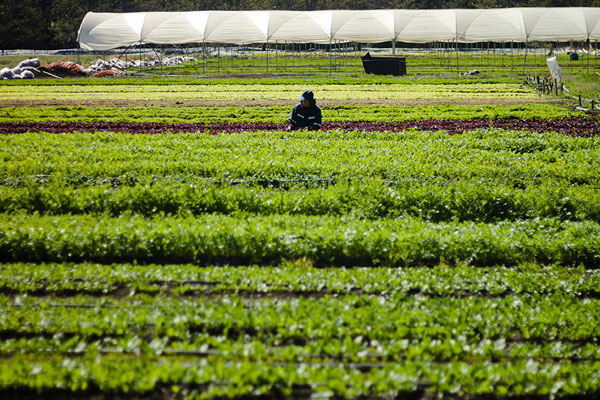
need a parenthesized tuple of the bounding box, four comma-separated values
(546, 56, 562, 82)
(78, 8, 600, 51)
(0, 58, 40, 80)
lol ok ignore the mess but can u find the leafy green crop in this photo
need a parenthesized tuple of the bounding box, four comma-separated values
(2, 262, 599, 297)
(1, 180, 599, 223)
(0, 73, 525, 87)
(1, 74, 599, 399)
(0, 214, 599, 267)
(2, 130, 599, 186)
(1, 261, 600, 398)
(0, 103, 582, 123)
(0, 82, 539, 102)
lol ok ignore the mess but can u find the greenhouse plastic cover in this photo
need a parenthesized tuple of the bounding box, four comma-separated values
(78, 8, 600, 50)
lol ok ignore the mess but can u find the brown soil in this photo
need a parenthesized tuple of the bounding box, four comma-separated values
(0, 97, 565, 108)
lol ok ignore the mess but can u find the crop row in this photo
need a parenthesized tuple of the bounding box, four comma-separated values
(2, 180, 599, 223)
(2, 317, 600, 372)
(2, 259, 599, 398)
(1, 116, 599, 136)
(2, 131, 599, 188)
(1, 214, 599, 267)
(2, 288, 600, 345)
(0, 103, 581, 123)
(3, 333, 600, 371)
(0, 83, 536, 102)
(3, 304, 600, 363)
(1, 290, 600, 399)
(2, 353, 598, 399)
(1, 262, 599, 298)
(0, 73, 525, 86)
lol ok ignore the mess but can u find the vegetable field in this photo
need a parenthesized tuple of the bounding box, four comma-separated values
(1, 71, 600, 399)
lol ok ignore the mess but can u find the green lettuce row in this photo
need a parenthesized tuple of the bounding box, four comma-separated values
(0, 350, 599, 398)
(2, 181, 599, 223)
(2, 330, 600, 365)
(2, 131, 599, 187)
(1, 214, 599, 267)
(1, 263, 599, 297)
(0, 82, 535, 103)
(0, 103, 580, 123)
(2, 292, 600, 345)
(0, 73, 524, 87)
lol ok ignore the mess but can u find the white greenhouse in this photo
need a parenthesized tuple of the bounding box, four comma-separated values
(77, 8, 600, 75)
(78, 8, 600, 50)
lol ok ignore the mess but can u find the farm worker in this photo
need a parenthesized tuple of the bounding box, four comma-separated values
(569, 51, 579, 61)
(286, 90, 322, 131)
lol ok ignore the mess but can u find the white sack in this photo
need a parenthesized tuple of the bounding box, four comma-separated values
(0, 67, 12, 79)
(546, 56, 561, 82)
(20, 70, 35, 79)
(17, 58, 40, 69)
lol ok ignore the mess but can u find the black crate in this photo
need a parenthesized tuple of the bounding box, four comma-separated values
(361, 52, 406, 76)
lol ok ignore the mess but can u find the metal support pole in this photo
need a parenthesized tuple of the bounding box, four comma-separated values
(455, 38, 459, 74)
(588, 38, 591, 74)
(523, 39, 528, 75)
(480, 41, 483, 65)
(392, 39, 396, 56)
(329, 38, 332, 76)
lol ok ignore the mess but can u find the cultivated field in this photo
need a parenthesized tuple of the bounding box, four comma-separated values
(1, 63, 600, 399)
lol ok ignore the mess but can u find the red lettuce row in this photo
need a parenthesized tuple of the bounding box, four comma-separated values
(1, 117, 599, 136)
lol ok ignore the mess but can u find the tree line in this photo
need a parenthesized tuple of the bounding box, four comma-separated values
(3, 0, 600, 50)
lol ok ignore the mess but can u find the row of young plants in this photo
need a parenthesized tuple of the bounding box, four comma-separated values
(2, 179, 599, 223)
(2, 117, 599, 136)
(3, 331, 600, 375)
(0, 103, 581, 123)
(0, 73, 525, 86)
(2, 289, 600, 348)
(1, 322, 599, 379)
(2, 353, 598, 399)
(1, 284, 600, 399)
(2, 260, 600, 398)
(0, 83, 538, 102)
(2, 130, 599, 186)
(1, 214, 599, 267)
(1, 262, 599, 297)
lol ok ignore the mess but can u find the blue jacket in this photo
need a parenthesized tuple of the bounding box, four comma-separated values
(288, 103, 322, 130)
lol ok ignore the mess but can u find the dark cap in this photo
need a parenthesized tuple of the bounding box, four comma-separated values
(299, 90, 314, 102)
